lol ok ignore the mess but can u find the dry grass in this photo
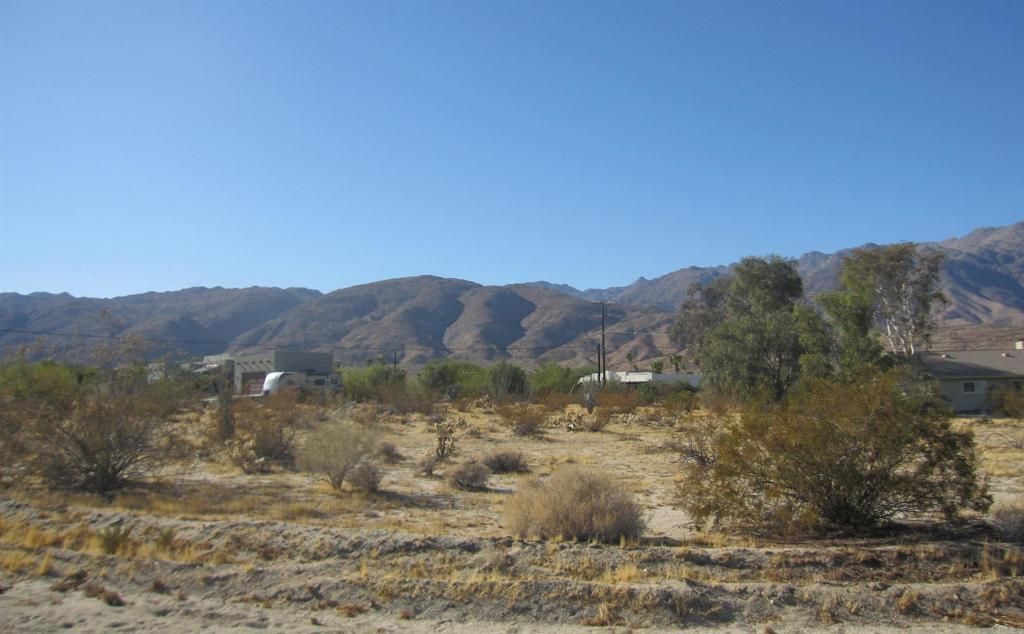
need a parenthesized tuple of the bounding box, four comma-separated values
(505, 467, 645, 543)
(481, 450, 530, 474)
(3, 405, 1024, 630)
(992, 498, 1024, 543)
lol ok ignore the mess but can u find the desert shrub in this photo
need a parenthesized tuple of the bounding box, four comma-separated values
(417, 360, 489, 399)
(417, 453, 440, 476)
(595, 387, 642, 413)
(529, 364, 593, 396)
(349, 462, 382, 493)
(677, 371, 992, 533)
(338, 365, 439, 414)
(448, 460, 490, 490)
(991, 383, 1024, 418)
(537, 392, 575, 413)
(231, 390, 300, 466)
(296, 419, 378, 491)
(489, 361, 529, 401)
(585, 409, 613, 432)
(340, 365, 406, 403)
(496, 403, 546, 436)
(376, 441, 404, 464)
(663, 388, 699, 415)
(0, 359, 197, 492)
(991, 499, 1024, 543)
(506, 467, 645, 543)
(394, 382, 441, 415)
(225, 437, 269, 474)
(482, 450, 530, 473)
(433, 418, 465, 462)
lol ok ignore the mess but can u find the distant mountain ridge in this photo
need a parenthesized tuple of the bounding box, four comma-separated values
(527, 222, 1024, 326)
(1, 222, 1021, 367)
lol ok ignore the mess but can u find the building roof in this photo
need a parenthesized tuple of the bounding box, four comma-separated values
(919, 350, 1024, 379)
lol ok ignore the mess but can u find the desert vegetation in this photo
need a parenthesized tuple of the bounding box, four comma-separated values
(1, 248, 1023, 632)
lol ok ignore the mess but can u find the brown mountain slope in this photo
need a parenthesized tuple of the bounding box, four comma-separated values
(3, 222, 1021, 369)
(544, 222, 1024, 325)
(0, 287, 320, 362)
(229, 279, 676, 369)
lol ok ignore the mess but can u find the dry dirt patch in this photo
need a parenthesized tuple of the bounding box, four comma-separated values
(1, 407, 1022, 631)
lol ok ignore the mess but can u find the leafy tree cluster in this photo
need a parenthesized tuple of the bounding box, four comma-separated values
(671, 256, 830, 400)
(671, 244, 947, 398)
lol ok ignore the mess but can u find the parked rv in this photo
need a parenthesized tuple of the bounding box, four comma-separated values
(262, 371, 340, 396)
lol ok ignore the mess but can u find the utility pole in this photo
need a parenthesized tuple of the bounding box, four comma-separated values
(393, 351, 398, 371)
(592, 301, 609, 387)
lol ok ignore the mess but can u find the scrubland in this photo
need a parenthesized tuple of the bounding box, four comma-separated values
(1, 397, 1022, 633)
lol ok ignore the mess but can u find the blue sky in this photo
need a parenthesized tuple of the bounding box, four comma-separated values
(1, 0, 1021, 298)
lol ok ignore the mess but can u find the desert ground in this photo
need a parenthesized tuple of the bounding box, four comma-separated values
(1, 401, 1022, 633)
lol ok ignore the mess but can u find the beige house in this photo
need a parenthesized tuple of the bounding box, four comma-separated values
(919, 342, 1024, 414)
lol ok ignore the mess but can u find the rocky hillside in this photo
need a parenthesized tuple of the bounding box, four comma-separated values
(2, 222, 1021, 368)
(0, 287, 321, 362)
(230, 277, 675, 368)
(534, 222, 1024, 325)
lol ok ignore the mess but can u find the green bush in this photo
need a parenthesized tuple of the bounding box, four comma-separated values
(529, 364, 593, 396)
(417, 360, 489, 398)
(0, 359, 198, 492)
(635, 380, 697, 406)
(677, 371, 991, 533)
(489, 361, 528, 401)
(340, 365, 406, 403)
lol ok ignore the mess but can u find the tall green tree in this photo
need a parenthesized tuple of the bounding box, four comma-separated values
(819, 243, 944, 367)
(673, 256, 831, 400)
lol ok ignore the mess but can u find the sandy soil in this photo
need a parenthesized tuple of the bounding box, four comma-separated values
(1, 404, 1022, 632)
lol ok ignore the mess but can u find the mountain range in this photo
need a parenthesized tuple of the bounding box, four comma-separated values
(2, 222, 1022, 368)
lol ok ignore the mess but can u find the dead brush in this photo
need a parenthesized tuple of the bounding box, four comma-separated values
(991, 498, 1024, 543)
(537, 392, 575, 413)
(980, 541, 1024, 578)
(96, 525, 134, 556)
(594, 390, 642, 414)
(447, 460, 491, 491)
(376, 441, 404, 464)
(585, 408, 613, 432)
(581, 601, 621, 626)
(506, 467, 645, 543)
(496, 403, 546, 437)
(895, 589, 921, 615)
(84, 583, 126, 607)
(481, 450, 530, 474)
(986, 431, 1024, 450)
(338, 603, 368, 617)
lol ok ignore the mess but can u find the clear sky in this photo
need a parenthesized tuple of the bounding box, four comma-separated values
(1, 0, 1021, 298)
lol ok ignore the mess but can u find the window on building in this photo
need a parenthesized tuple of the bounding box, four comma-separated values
(962, 382, 976, 393)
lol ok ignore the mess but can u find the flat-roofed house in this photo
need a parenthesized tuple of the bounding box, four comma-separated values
(919, 342, 1024, 414)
